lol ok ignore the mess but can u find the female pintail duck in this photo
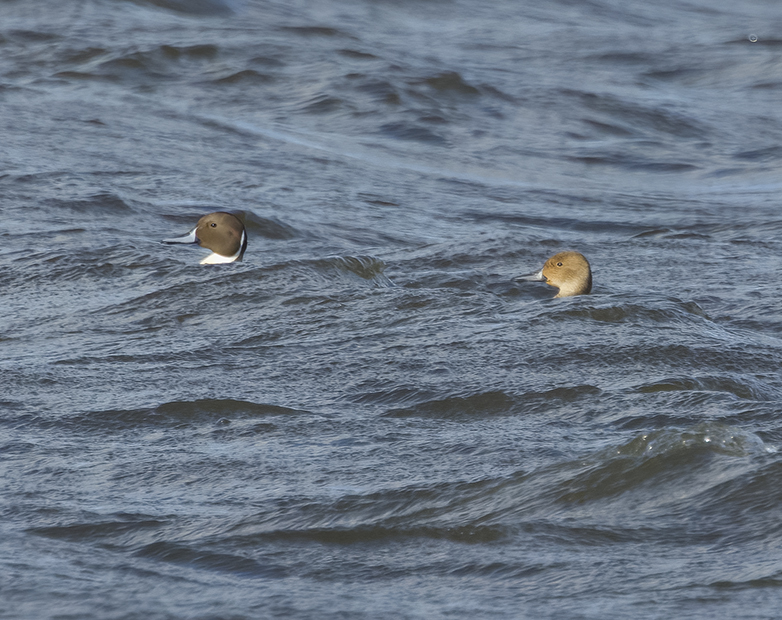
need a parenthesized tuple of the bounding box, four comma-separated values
(516, 251, 592, 297)
(163, 212, 247, 264)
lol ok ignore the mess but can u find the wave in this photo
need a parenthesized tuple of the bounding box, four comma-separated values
(540, 296, 709, 324)
(634, 374, 782, 401)
(30, 399, 309, 433)
(23, 416, 778, 588)
(197, 424, 774, 547)
(382, 386, 600, 418)
(134, 541, 286, 578)
(129, 0, 239, 16)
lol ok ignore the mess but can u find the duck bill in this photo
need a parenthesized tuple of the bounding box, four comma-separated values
(514, 268, 546, 283)
(162, 228, 199, 245)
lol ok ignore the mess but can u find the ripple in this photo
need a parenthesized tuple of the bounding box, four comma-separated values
(315, 255, 393, 285)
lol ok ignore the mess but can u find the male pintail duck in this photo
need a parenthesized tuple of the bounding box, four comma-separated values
(515, 251, 592, 297)
(163, 212, 247, 264)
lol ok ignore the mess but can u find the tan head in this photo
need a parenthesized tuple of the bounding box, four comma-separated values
(516, 251, 592, 297)
(163, 212, 247, 264)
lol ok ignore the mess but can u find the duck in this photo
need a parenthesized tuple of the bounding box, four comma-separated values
(515, 251, 592, 297)
(163, 212, 247, 264)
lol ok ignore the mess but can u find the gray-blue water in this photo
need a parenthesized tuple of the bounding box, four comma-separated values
(2, 1, 782, 618)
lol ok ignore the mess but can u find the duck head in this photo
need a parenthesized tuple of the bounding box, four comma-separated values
(516, 251, 592, 297)
(163, 212, 247, 264)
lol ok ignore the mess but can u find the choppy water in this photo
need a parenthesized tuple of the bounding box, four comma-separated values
(3, 0, 782, 618)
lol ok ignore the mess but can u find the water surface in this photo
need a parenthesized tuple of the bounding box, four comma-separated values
(2, 1, 782, 618)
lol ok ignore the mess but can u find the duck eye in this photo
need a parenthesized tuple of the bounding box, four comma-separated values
(556, 262, 563, 267)
(210, 222, 217, 228)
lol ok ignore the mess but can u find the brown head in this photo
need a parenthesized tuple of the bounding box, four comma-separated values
(515, 251, 592, 298)
(163, 211, 247, 264)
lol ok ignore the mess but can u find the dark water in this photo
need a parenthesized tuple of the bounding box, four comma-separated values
(3, 0, 782, 618)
